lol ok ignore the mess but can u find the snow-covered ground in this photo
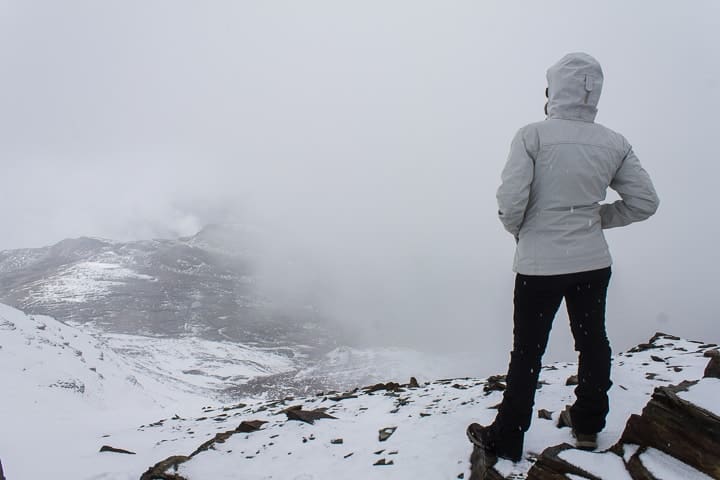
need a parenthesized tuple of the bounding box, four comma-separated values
(25, 257, 155, 305)
(1, 302, 716, 479)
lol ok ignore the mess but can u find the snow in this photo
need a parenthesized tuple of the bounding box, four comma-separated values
(97, 332, 297, 393)
(1, 302, 717, 479)
(678, 378, 720, 416)
(622, 443, 640, 463)
(27, 260, 154, 304)
(640, 448, 713, 480)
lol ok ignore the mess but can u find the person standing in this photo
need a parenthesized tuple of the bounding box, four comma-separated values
(467, 52, 659, 462)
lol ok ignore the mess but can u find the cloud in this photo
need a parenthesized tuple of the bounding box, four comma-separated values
(1, 1, 718, 362)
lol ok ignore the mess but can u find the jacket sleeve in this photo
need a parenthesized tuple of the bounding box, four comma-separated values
(600, 146, 659, 229)
(496, 128, 536, 237)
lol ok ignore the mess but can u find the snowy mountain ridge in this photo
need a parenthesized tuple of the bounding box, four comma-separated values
(136, 333, 720, 480)
(0, 225, 335, 350)
(3, 297, 717, 479)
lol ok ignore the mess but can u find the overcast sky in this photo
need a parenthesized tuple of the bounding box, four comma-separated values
(1, 1, 719, 367)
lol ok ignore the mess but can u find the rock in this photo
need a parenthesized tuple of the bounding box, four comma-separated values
(331, 438, 343, 445)
(526, 443, 604, 480)
(468, 445, 503, 480)
(364, 382, 404, 393)
(703, 355, 720, 379)
(0, 458, 5, 480)
(329, 392, 359, 402)
(537, 409, 553, 421)
(650, 355, 666, 363)
(373, 458, 394, 466)
(618, 382, 720, 479)
(625, 446, 663, 480)
(139, 455, 190, 480)
(378, 427, 397, 442)
(565, 375, 578, 386)
(649, 332, 680, 343)
(99, 445, 136, 454)
(704, 349, 720, 358)
(236, 420, 267, 433)
(483, 375, 506, 394)
(408, 377, 420, 388)
(283, 406, 337, 424)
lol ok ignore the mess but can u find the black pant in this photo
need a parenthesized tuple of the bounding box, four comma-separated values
(492, 267, 613, 450)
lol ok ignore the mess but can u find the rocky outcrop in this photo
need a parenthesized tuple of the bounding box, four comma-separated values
(521, 352, 720, 480)
(617, 380, 720, 479)
(140, 420, 268, 480)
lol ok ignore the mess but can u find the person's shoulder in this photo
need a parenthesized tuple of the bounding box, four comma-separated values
(513, 121, 544, 154)
(592, 121, 631, 153)
(517, 120, 546, 134)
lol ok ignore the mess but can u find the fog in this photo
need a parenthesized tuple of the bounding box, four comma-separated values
(1, 1, 719, 372)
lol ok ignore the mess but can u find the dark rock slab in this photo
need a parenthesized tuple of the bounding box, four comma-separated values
(625, 447, 659, 480)
(283, 406, 337, 424)
(378, 426, 397, 442)
(363, 382, 404, 393)
(236, 420, 267, 433)
(329, 392, 359, 402)
(538, 409, 553, 421)
(483, 375, 506, 394)
(139, 455, 190, 480)
(99, 445, 136, 455)
(525, 443, 603, 480)
(703, 355, 720, 379)
(565, 375, 579, 386)
(618, 382, 720, 479)
(468, 446, 503, 480)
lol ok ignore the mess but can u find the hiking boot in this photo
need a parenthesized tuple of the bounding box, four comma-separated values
(466, 423, 522, 462)
(556, 405, 598, 451)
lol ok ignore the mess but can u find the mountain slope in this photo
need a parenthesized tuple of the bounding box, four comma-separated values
(0, 225, 334, 351)
(136, 334, 716, 480)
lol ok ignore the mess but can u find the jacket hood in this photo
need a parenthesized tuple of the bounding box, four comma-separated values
(546, 52, 603, 122)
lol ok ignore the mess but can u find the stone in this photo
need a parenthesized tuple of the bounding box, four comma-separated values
(408, 377, 420, 388)
(139, 455, 190, 480)
(703, 355, 720, 379)
(565, 375, 578, 386)
(378, 427, 397, 442)
(468, 445, 503, 480)
(364, 382, 404, 393)
(99, 445, 136, 455)
(619, 383, 720, 479)
(236, 420, 267, 433)
(625, 446, 662, 480)
(483, 375, 507, 394)
(329, 392, 359, 402)
(525, 443, 604, 480)
(284, 406, 337, 424)
(537, 409, 553, 421)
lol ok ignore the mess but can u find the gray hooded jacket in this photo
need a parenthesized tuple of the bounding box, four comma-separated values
(497, 53, 659, 275)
